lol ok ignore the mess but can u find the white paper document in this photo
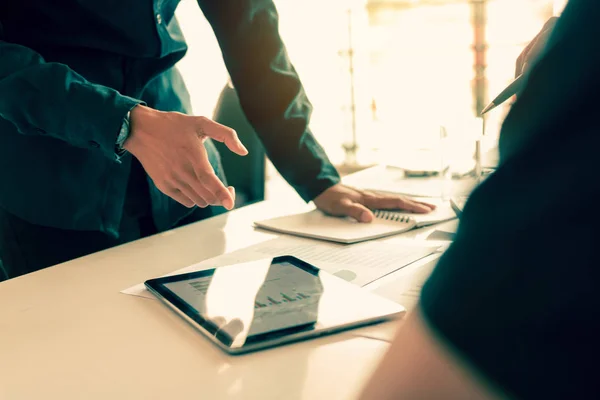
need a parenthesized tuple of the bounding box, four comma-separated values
(370, 254, 442, 310)
(121, 236, 440, 299)
(343, 165, 477, 198)
(348, 254, 443, 343)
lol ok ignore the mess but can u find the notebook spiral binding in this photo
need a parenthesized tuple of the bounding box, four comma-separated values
(373, 210, 413, 223)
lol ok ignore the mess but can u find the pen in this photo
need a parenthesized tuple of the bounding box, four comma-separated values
(481, 74, 526, 114)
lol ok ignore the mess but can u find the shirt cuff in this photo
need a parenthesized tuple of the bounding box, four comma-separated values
(114, 103, 144, 161)
(296, 170, 341, 202)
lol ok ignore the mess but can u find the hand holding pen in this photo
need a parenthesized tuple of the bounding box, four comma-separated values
(482, 17, 559, 115)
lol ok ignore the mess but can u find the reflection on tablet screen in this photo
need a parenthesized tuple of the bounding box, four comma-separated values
(163, 261, 322, 346)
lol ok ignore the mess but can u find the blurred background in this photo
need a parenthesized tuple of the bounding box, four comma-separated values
(175, 0, 568, 205)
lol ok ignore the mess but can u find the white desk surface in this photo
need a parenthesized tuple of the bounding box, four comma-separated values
(0, 199, 453, 400)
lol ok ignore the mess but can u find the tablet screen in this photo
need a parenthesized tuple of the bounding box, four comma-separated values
(146, 256, 403, 353)
(163, 260, 322, 341)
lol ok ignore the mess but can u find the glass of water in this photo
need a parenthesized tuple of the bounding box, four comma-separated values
(439, 117, 486, 201)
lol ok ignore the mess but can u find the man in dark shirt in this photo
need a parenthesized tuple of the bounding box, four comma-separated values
(0, 1, 434, 280)
(359, 0, 600, 398)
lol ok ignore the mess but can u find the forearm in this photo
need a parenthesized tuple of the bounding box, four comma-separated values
(358, 310, 499, 400)
(0, 40, 142, 160)
(198, 0, 340, 201)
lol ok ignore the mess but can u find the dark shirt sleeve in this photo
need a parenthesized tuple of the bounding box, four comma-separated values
(197, 0, 340, 202)
(0, 22, 142, 161)
(420, 1, 600, 398)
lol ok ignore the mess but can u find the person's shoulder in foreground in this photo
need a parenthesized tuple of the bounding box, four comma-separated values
(359, 0, 600, 398)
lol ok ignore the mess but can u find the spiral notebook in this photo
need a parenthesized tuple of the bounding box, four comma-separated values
(254, 202, 456, 244)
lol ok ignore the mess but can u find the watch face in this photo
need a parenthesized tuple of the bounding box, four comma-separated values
(117, 111, 132, 148)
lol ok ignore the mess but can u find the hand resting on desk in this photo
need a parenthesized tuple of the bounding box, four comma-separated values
(313, 184, 436, 223)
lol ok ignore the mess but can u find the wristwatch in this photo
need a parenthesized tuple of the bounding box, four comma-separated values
(115, 110, 131, 156)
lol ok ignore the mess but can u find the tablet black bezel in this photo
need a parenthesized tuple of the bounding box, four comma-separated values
(145, 255, 323, 348)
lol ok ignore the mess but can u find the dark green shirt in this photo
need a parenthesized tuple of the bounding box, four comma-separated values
(0, 1, 339, 236)
(421, 0, 600, 398)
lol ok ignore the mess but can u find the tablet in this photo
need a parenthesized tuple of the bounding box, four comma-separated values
(145, 256, 405, 354)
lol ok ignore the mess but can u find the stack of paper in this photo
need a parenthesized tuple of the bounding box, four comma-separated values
(121, 236, 441, 299)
